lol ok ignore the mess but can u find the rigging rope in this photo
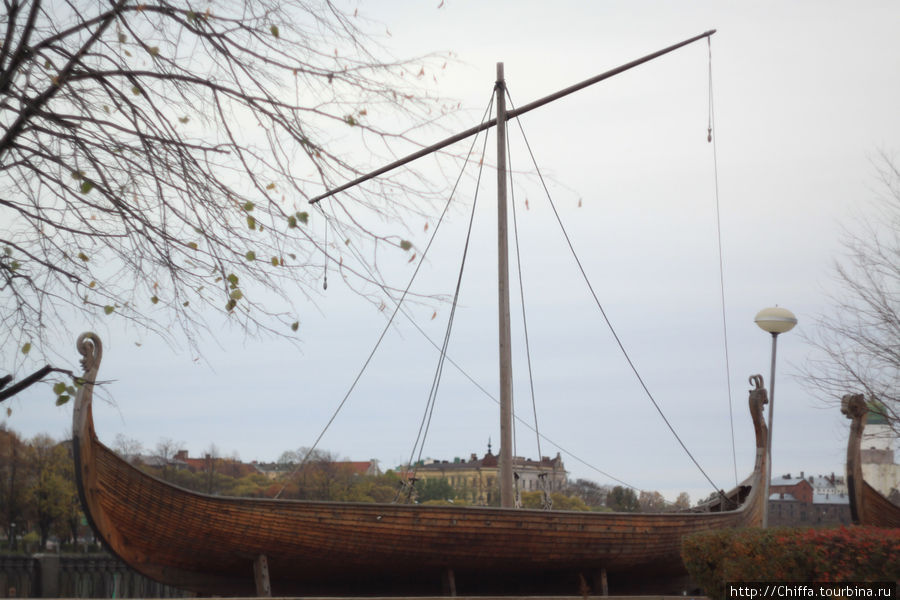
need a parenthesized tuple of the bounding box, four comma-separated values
(405, 104, 494, 494)
(273, 96, 495, 500)
(505, 117, 550, 506)
(505, 89, 725, 498)
(708, 37, 739, 487)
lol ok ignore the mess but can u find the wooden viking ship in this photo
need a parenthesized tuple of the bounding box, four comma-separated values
(842, 393, 900, 528)
(72, 30, 768, 596)
(73, 333, 767, 596)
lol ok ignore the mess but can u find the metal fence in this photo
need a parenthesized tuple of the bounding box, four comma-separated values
(0, 553, 187, 598)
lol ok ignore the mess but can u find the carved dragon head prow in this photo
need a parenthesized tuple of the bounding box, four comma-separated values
(841, 393, 867, 421)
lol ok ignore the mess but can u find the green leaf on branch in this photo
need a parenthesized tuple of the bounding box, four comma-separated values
(296, 211, 309, 224)
(55, 395, 71, 406)
(21, 342, 31, 355)
(131, 85, 141, 95)
(227, 273, 239, 288)
(77, 252, 89, 261)
(287, 216, 297, 228)
(229, 289, 243, 300)
(271, 257, 280, 266)
(178, 116, 189, 124)
(103, 305, 115, 315)
(80, 180, 94, 194)
(53, 382, 67, 395)
(270, 25, 279, 38)
(245, 250, 256, 261)
(265, 183, 275, 191)
(150, 295, 159, 304)
(226, 298, 237, 311)
(291, 321, 299, 332)
(147, 46, 160, 56)
(400, 240, 412, 251)
(187, 242, 198, 250)
(247, 215, 256, 230)
(243, 201, 255, 211)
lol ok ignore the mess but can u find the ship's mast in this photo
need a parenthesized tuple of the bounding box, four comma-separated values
(495, 63, 514, 508)
(307, 32, 718, 511)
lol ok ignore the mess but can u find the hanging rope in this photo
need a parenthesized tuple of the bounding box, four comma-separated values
(274, 96, 495, 500)
(402, 98, 495, 502)
(505, 111, 552, 508)
(504, 90, 725, 499)
(311, 109, 650, 503)
(708, 37, 739, 487)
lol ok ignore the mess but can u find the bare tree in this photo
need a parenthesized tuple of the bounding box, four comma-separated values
(0, 0, 449, 376)
(153, 436, 182, 480)
(112, 432, 143, 462)
(802, 153, 900, 434)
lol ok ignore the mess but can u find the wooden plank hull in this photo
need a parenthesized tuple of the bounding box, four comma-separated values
(842, 394, 900, 528)
(72, 333, 767, 596)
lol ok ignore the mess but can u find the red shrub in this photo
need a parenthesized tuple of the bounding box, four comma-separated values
(682, 526, 900, 599)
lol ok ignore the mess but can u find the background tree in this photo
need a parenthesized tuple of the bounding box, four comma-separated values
(565, 478, 609, 509)
(605, 485, 639, 512)
(112, 433, 143, 463)
(0, 424, 29, 549)
(0, 0, 448, 385)
(638, 490, 666, 513)
(801, 153, 900, 434)
(26, 434, 74, 548)
(415, 476, 455, 504)
(152, 436, 182, 482)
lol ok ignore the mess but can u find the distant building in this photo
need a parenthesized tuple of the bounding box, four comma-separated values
(406, 446, 567, 505)
(767, 471, 850, 527)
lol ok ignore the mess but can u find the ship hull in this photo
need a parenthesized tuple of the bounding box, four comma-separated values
(72, 333, 766, 596)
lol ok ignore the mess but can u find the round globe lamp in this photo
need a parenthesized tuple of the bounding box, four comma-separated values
(755, 306, 798, 335)
(754, 306, 797, 528)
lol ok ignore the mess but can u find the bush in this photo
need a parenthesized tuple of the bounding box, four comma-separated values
(682, 527, 900, 600)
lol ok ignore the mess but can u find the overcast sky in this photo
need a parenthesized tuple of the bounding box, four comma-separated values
(6, 1, 900, 503)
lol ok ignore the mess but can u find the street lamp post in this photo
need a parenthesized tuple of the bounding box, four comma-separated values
(755, 306, 797, 528)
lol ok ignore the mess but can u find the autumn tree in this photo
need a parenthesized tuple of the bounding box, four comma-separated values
(152, 436, 182, 482)
(802, 153, 900, 433)
(637, 490, 667, 513)
(0, 0, 449, 390)
(565, 478, 609, 509)
(26, 434, 76, 548)
(112, 433, 143, 463)
(605, 485, 639, 512)
(415, 477, 455, 504)
(0, 424, 29, 549)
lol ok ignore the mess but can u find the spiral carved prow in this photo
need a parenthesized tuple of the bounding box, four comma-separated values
(747, 374, 768, 453)
(77, 332, 103, 382)
(748, 374, 767, 412)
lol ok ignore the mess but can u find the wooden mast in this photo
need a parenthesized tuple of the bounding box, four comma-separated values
(496, 62, 514, 508)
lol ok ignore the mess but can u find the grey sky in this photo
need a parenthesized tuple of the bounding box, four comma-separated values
(5, 1, 900, 502)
